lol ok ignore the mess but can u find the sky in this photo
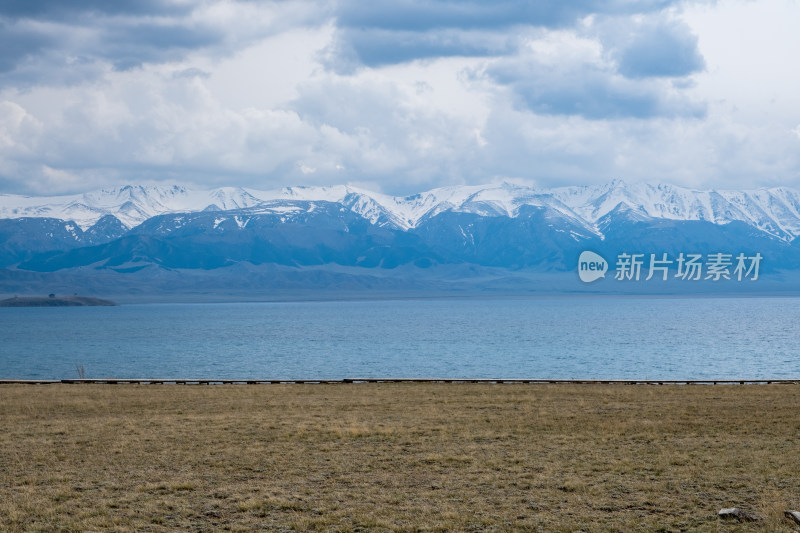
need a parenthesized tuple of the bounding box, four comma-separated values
(0, 0, 799, 196)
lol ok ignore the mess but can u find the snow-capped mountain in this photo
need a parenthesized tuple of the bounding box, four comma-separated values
(3, 179, 800, 292)
(551, 181, 800, 241)
(0, 185, 264, 230)
(4, 179, 800, 298)
(4, 180, 800, 242)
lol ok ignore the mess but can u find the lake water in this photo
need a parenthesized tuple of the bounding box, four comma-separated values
(1, 297, 798, 380)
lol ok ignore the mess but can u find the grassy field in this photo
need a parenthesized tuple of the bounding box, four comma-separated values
(1, 383, 800, 532)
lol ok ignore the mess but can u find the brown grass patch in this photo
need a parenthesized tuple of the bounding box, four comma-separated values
(1, 383, 799, 531)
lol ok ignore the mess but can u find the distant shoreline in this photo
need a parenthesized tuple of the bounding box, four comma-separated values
(0, 296, 118, 307)
(4, 290, 800, 306)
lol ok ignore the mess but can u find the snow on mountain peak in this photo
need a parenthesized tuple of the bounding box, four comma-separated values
(2, 181, 800, 241)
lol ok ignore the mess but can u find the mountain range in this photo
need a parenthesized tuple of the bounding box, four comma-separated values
(1, 181, 799, 298)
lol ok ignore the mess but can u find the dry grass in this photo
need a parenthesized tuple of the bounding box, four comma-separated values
(1, 383, 799, 532)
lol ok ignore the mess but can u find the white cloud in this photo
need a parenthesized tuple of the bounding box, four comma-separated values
(683, 0, 800, 125)
(0, 0, 799, 195)
(484, 28, 706, 120)
(203, 25, 333, 110)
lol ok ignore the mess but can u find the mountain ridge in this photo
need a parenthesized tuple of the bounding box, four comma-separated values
(2, 180, 800, 298)
(3, 181, 800, 242)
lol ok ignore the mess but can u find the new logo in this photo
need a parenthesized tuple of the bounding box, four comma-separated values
(578, 251, 607, 283)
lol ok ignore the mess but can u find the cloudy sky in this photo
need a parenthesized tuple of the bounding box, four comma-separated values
(1, 0, 799, 196)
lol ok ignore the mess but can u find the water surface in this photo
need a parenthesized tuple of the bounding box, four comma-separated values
(1, 297, 797, 380)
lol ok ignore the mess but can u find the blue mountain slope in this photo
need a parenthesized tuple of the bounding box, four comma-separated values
(411, 205, 595, 270)
(18, 204, 441, 272)
(3, 183, 800, 298)
(0, 218, 84, 267)
(11, 205, 793, 275)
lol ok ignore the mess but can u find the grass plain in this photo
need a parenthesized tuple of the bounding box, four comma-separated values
(1, 383, 799, 532)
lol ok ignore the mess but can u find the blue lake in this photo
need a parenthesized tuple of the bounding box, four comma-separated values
(1, 297, 798, 380)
